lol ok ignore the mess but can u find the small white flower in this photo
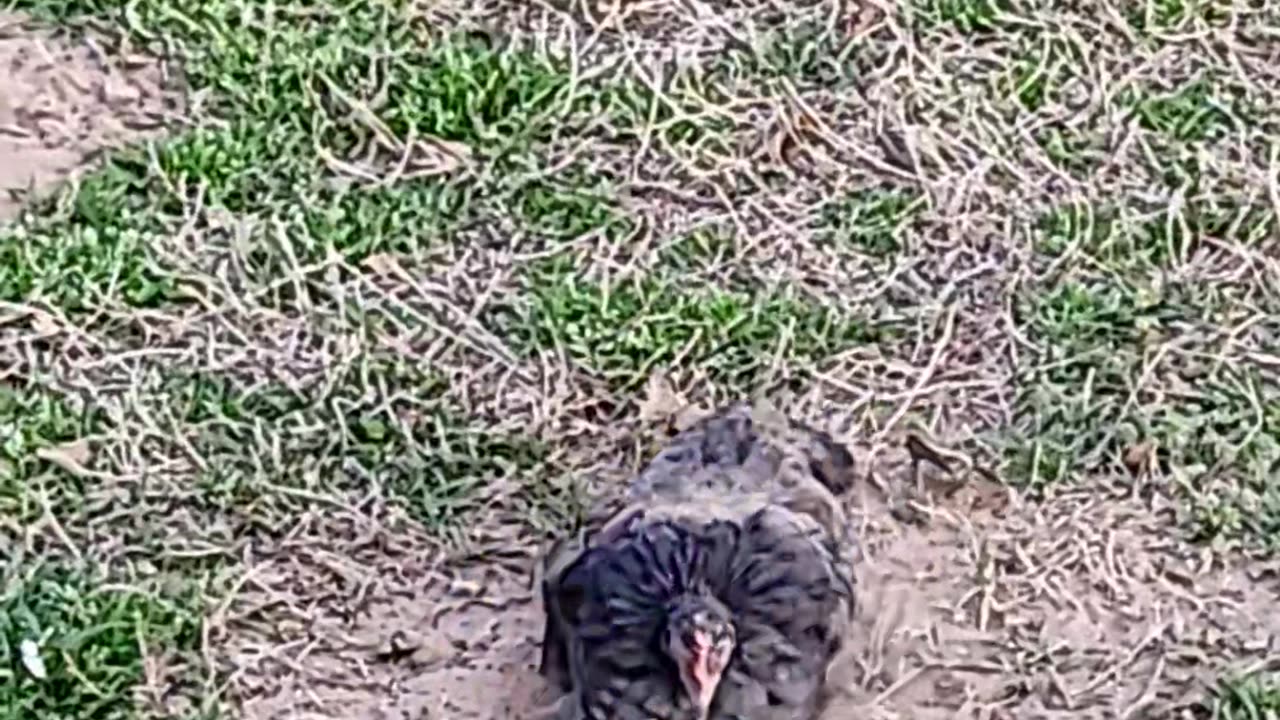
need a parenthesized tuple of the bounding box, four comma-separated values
(20, 639, 47, 680)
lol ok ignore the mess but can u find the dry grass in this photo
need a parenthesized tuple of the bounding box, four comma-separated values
(1, 0, 1278, 717)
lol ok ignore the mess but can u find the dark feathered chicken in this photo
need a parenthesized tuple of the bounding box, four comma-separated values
(538, 401, 857, 720)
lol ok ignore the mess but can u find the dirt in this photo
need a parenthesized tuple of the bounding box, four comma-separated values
(0, 12, 179, 222)
(220, 438, 1280, 720)
(828, 456, 1280, 720)
(219, 506, 559, 720)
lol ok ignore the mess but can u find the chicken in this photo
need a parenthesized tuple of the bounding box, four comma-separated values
(538, 400, 858, 720)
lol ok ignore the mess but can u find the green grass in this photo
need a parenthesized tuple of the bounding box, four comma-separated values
(1004, 199, 1280, 550)
(1035, 197, 1276, 271)
(1204, 674, 1280, 719)
(1003, 57, 1051, 113)
(820, 188, 926, 258)
(515, 166, 634, 241)
(657, 226, 737, 272)
(0, 167, 175, 311)
(0, 138, 477, 309)
(993, 35, 1085, 114)
(0, 5, 568, 714)
(0, 383, 107, 530)
(494, 255, 883, 393)
(738, 20, 860, 87)
(168, 360, 544, 529)
(1125, 0, 1230, 32)
(1002, 274, 1163, 487)
(0, 562, 207, 720)
(1, 0, 716, 314)
(2, 364, 543, 712)
(912, 0, 1009, 33)
(0, 382, 220, 717)
(301, 180, 475, 259)
(597, 74, 737, 155)
(1, 3, 582, 311)
(1035, 123, 1105, 176)
(1129, 77, 1240, 144)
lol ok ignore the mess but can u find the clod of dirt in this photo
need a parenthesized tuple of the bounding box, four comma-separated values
(637, 370, 712, 432)
(1123, 441, 1157, 477)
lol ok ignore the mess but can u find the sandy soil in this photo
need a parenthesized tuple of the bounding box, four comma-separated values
(0, 12, 178, 222)
(220, 437, 1280, 720)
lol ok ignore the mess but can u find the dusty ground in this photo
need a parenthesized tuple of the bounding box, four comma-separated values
(216, 424, 1280, 720)
(0, 12, 178, 221)
(2, 2, 1278, 719)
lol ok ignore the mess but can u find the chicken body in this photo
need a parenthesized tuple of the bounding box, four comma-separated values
(539, 401, 858, 720)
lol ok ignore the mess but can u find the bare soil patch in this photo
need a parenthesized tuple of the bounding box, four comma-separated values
(0, 12, 179, 221)
(222, 504, 557, 720)
(220, 432, 1279, 720)
(830, 451, 1280, 719)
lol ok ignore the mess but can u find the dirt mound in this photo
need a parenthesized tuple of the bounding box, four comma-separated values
(220, 445, 1277, 720)
(0, 12, 179, 221)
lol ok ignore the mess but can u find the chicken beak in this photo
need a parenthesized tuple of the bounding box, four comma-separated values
(690, 648, 709, 684)
(686, 645, 716, 709)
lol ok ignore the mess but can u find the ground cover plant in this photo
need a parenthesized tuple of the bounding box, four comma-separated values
(0, 0, 1278, 717)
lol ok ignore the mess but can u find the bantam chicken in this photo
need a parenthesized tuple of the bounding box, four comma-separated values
(538, 400, 858, 720)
